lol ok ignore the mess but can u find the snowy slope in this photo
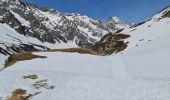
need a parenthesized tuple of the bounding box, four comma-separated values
(1, 52, 170, 100)
(121, 34, 170, 79)
(123, 7, 170, 49)
(117, 6, 170, 78)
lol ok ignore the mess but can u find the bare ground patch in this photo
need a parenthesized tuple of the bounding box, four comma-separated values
(4, 53, 47, 68)
(34, 48, 98, 55)
(23, 75, 38, 80)
(23, 75, 55, 90)
(8, 89, 41, 100)
(33, 79, 55, 90)
(7, 75, 55, 100)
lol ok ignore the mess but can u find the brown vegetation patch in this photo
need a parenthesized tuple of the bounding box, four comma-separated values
(113, 34, 130, 40)
(23, 75, 38, 80)
(8, 89, 41, 100)
(4, 53, 47, 68)
(34, 48, 98, 55)
(33, 79, 55, 90)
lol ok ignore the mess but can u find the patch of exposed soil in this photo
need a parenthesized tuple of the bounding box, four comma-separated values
(39, 48, 98, 55)
(33, 79, 55, 90)
(8, 89, 41, 100)
(23, 75, 38, 80)
(4, 53, 47, 68)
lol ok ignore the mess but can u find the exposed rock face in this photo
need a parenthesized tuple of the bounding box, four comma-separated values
(93, 33, 130, 55)
(161, 6, 170, 18)
(0, 43, 48, 56)
(163, 9, 170, 18)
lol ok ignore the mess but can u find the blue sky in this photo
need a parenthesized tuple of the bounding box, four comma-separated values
(24, 0, 170, 23)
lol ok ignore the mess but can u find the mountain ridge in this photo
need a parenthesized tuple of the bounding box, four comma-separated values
(0, 0, 129, 55)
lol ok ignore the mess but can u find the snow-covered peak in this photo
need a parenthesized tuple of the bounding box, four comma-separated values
(106, 16, 130, 30)
(108, 16, 121, 23)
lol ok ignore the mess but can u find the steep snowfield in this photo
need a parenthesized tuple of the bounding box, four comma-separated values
(0, 23, 77, 49)
(0, 23, 43, 46)
(10, 10, 31, 27)
(123, 11, 170, 49)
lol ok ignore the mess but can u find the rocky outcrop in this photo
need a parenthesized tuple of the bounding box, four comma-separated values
(93, 33, 130, 55)
(162, 9, 170, 18)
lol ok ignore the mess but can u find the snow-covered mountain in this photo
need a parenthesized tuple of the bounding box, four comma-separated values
(0, 0, 129, 56)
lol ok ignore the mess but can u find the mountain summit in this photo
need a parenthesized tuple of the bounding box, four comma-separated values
(106, 16, 129, 31)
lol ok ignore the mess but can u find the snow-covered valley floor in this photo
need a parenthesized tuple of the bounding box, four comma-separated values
(0, 51, 170, 100)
